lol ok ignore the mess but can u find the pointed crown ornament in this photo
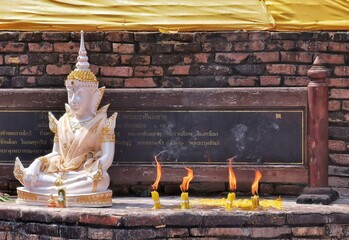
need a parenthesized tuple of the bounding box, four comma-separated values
(66, 30, 98, 89)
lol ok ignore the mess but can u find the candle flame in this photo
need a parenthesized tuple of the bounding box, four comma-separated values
(251, 170, 262, 195)
(151, 155, 162, 191)
(228, 158, 237, 191)
(180, 167, 194, 192)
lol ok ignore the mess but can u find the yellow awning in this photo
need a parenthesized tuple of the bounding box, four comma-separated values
(265, 0, 349, 31)
(0, 0, 348, 31)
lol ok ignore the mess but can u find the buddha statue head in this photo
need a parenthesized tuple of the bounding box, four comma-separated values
(65, 31, 104, 120)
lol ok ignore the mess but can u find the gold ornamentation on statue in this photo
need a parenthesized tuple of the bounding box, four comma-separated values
(55, 177, 64, 187)
(17, 190, 38, 201)
(67, 70, 97, 83)
(68, 115, 92, 133)
(14, 160, 25, 186)
(39, 156, 48, 164)
(101, 134, 116, 143)
(48, 112, 58, 134)
(92, 162, 103, 192)
(76, 192, 112, 204)
(53, 134, 59, 142)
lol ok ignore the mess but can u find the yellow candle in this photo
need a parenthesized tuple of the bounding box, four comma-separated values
(151, 191, 161, 209)
(251, 195, 259, 209)
(225, 192, 235, 210)
(181, 192, 190, 209)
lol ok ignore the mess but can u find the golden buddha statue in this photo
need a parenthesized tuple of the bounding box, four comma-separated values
(13, 31, 117, 207)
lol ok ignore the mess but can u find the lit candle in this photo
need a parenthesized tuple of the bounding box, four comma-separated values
(251, 170, 262, 210)
(180, 167, 194, 209)
(226, 192, 236, 210)
(151, 190, 161, 209)
(150, 155, 162, 209)
(181, 192, 190, 209)
(225, 158, 237, 210)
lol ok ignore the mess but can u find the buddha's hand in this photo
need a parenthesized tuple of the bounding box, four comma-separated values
(24, 158, 42, 187)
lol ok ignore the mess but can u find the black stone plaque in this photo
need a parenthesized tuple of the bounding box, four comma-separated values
(116, 110, 305, 165)
(0, 111, 62, 162)
(0, 109, 305, 165)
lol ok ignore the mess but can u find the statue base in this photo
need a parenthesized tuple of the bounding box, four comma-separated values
(16, 187, 113, 207)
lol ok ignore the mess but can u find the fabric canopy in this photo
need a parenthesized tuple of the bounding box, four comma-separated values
(0, 0, 348, 31)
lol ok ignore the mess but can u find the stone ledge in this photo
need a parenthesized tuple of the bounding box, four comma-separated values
(0, 197, 349, 239)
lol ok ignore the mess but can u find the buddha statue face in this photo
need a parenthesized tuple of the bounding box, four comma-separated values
(66, 81, 95, 118)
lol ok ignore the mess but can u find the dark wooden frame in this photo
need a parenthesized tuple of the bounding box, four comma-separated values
(0, 87, 309, 185)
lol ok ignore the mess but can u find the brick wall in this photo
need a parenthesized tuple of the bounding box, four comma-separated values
(0, 31, 348, 196)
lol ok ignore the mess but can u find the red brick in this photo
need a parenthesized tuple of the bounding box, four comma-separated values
(90, 64, 99, 75)
(134, 32, 160, 42)
(249, 31, 270, 40)
(184, 53, 210, 64)
(215, 53, 249, 64)
(281, 52, 313, 63)
(334, 66, 349, 77)
(134, 66, 163, 76)
(0, 66, 16, 76)
(297, 65, 312, 75)
(19, 66, 44, 75)
(343, 100, 349, 110)
(112, 43, 134, 54)
(327, 78, 349, 87)
(105, 32, 134, 42)
(53, 42, 80, 53)
(330, 89, 349, 99)
(190, 227, 250, 237)
(139, 43, 173, 54)
(254, 52, 279, 62)
(11, 76, 36, 87)
(152, 54, 181, 65)
(88, 228, 113, 240)
(284, 77, 309, 86)
(328, 42, 349, 52)
(330, 154, 349, 166)
(0, 42, 25, 52)
(168, 65, 190, 75)
(234, 41, 265, 51)
(328, 100, 341, 111)
(318, 53, 345, 64)
(42, 32, 70, 41)
(79, 214, 121, 226)
(5, 55, 28, 65)
(267, 40, 296, 51)
(250, 227, 291, 238)
(28, 42, 53, 52)
(292, 227, 325, 237)
(85, 42, 111, 52)
(266, 64, 296, 75)
(99, 77, 123, 87)
(100, 66, 133, 77)
(260, 76, 281, 86)
(46, 64, 72, 75)
(121, 55, 150, 65)
(166, 228, 189, 238)
(124, 78, 156, 87)
(329, 176, 349, 188)
(174, 43, 201, 53)
(297, 41, 328, 51)
(202, 42, 232, 52)
(228, 76, 257, 86)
